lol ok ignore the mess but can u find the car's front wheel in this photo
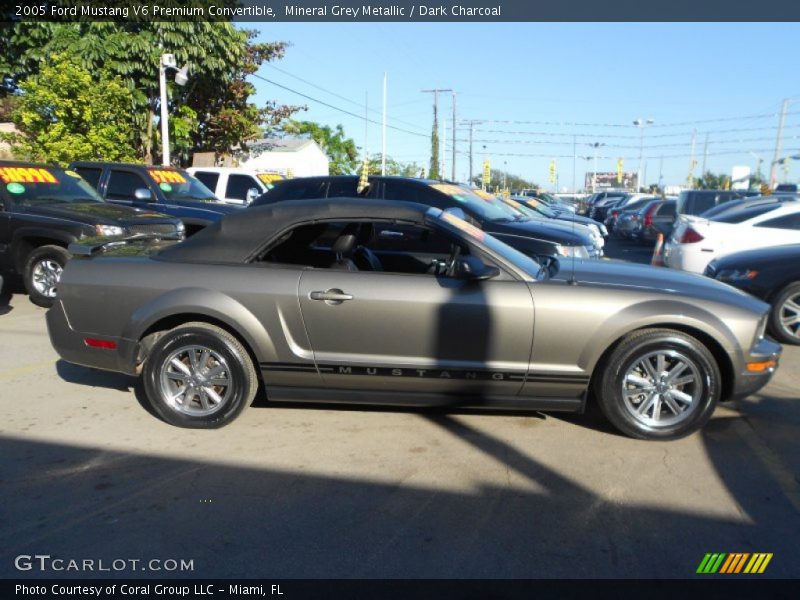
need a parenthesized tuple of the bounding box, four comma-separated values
(769, 282, 800, 345)
(595, 328, 721, 440)
(23, 245, 71, 308)
(142, 322, 258, 428)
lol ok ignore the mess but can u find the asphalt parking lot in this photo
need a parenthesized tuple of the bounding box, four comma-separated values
(1, 238, 799, 579)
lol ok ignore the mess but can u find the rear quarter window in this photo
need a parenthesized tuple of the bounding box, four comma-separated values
(74, 167, 102, 190)
(193, 171, 220, 191)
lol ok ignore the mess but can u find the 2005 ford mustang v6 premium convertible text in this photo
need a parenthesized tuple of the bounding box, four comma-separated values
(47, 198, 781, 440)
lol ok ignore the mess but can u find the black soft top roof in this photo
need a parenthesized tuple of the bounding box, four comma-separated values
(158, 197, 433, 263)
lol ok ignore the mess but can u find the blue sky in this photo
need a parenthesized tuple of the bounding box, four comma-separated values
(251, 22, 800, 189)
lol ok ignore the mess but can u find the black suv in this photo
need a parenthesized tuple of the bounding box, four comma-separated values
(69, 162, 243, 236)
(254, 176, 598, 260)
(0, 161, 183, 306)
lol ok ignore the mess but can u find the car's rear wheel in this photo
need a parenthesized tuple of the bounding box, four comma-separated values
(769, 282, 800, 345)
(595, 328, 720, 440)
(23, 245, 71, 308)
(142, 322, 257, 428)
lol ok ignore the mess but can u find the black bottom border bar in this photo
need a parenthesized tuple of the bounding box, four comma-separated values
(4, 579, 798, 600)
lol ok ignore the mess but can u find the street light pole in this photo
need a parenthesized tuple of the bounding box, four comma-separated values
(633, 118, 654, 191)
(159, 60, 170, 166)
(158, 53, 189, 167)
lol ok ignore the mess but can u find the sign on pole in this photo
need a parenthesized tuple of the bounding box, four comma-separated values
(549, 160, 557, 184)
(482, 160, 491, 186)
(616, 158, 624, 183)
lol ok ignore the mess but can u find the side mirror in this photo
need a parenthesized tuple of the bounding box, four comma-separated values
(452, 255, 500, 281)
(134, 187, 153, 201)
(536, 256, 560, 280)
(245, 187, 260, 205)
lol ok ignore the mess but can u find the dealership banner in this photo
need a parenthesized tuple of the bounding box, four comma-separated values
(4, 0, 800, 22)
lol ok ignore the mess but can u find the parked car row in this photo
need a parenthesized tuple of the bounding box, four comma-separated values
(1, 163, 608, 308)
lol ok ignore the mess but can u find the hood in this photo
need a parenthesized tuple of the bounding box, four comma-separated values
(710, 244, 800, 268)
(484, 218, 593, 246)
(19, 202, 177, 226)
(555, 213, 601, 228)
(552, 258, 769, 313)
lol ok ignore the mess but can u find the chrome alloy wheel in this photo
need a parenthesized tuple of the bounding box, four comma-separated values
(158, 345, 233, 416)
(778, 292, 800, 340)
(621, 350, 703, 428)
(31, 259, 63, 298)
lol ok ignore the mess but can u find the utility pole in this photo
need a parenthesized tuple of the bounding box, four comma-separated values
(701, 132, 709, 176)
(421, 88, 452, 180)
(451, 92, 457, 182)
(688, 129, 697, 189)
(462, 120, 481, 185)
(770, 99, 790, 187)
(381, 73, 387, 176)
(572, 135, 576, 194)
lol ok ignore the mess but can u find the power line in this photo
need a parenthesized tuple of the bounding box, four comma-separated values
(262, 63, 428, 133)
(252, 73, 428, 139)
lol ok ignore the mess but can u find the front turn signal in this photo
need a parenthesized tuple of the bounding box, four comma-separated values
(746, 360, 777, 373)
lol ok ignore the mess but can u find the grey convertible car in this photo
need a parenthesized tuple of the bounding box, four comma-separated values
(47, 199, 781, 440)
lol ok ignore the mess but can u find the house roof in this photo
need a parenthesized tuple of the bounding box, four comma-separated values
(246, 138, 318, 153)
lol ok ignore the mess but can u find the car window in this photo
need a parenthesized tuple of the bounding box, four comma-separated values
(193, 171, 219, 191)
(0, 165, 104, 205)
(259, 219, 469, 276)
(74, 167, 102, 190)
(754, 212, 800, 230)
(106, 170, 149, 200)
(147, 168, 217, 203)
(277, 180, 328, 201)
(226, 174, 259, 201)
(658, 202, 676, 217)
(713, 204, 781, 224)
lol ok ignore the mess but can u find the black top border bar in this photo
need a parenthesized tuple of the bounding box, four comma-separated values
(3, 0, 800, 22)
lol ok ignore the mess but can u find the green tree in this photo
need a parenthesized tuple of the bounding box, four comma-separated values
(471, 169, 537, 192)
(282, 120, 359, 175)
(3, 55, 136, 165)
(693, 171, 730, 190)
(367, 154, 422, 177)
(1, 20, 300, 163)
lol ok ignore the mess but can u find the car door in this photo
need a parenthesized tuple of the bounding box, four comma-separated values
(296, 221, 534, 398)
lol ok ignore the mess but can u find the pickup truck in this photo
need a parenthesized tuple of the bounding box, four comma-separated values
(0, 161, 183, 306)
(69, 162, 242, 236)
(187, 166, 285, 205)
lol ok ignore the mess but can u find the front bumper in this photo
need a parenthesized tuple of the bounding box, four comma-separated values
(46, 300, 138, 375)
(729, 337, 782, 401)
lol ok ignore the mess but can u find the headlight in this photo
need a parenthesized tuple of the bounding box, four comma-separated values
(176, 221, 186, 233)
(717, 268, 759, 282)
(599, 224, 608, 236)
(588, 224, 600, 236)
(556, 244, 590, 259)
(95, 225, 126, 236)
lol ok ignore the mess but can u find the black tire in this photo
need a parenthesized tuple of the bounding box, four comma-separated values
(594, 328, 721, 440)
(769, 282, 800, 345)
(142, 322, 258, 428)
(23, 245, 71, 308)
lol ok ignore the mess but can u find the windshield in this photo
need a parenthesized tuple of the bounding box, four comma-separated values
(147, 168, 218, 202)
(428, 183, 515, 221)
(434, 209, 542, 278)
(0, 165, 104, 205)
(519, 197, 556, 218)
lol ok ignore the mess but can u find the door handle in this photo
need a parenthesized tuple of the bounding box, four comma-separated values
(309, 288, 353, 305)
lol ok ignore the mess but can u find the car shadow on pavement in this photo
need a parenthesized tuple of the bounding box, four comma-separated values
(0, 276, 24, 316)
(1, 411, 799, 578)
(55, 360, 137, 392)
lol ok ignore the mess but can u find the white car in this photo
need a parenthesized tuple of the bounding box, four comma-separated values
(664, 201, 800, 273)
(187, 167, 285, 205)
